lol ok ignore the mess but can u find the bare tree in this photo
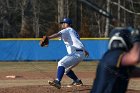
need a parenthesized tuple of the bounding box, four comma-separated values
(19, 0, 35, 37)
(0, 0, 9, 37)
(58, 0, 69, 22)
(104, 0, 110, 37)
(32, 0, 40, 37)
(58, 0, 64, 22)
(1, 0, 140, 38)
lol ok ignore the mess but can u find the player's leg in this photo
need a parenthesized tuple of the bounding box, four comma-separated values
(64, 52, 84, 86)
(111, 77, 129, 93)
(66, 70, 83, 86)
(91, 63, 108, 93)
(48, 54, 74, 89)
(57, 54, 81, 82)
(66, 70, 78, 81)
(48, 66, 65, 89)
(111, 69, 130, 93)
(49, 52, 84, 88)
(91, 62, 117, 93)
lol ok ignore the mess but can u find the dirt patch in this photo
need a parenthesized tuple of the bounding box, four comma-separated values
(0, 62, 139, 93)
(0, 85, 139, 93)
(0, 71, 139, 93)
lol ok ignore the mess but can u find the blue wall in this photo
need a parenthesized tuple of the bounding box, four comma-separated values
(0, 39, 109, 61)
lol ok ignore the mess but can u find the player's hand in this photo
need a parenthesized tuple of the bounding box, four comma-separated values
(84, 50, 89, 57)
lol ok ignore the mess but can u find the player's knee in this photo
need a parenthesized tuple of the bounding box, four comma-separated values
(65, 68, 70, 74)
(58, 61, 64, 66)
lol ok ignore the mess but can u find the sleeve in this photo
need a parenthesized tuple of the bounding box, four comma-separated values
(58, 29, 69, 40)
(58, 29, 67, 35)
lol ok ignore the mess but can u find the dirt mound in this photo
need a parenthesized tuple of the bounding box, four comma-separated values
(0, 85, 139, 93)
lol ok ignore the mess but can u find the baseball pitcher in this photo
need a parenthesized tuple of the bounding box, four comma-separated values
(40, 18, 89, 89)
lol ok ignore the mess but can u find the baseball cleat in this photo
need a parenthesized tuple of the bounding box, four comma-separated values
(48, 80, 61, 89)
(71, 80, 83, 86)
(67, 79, 83, 87)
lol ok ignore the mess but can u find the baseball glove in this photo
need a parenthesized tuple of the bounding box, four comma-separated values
(40, 36, 49, 47)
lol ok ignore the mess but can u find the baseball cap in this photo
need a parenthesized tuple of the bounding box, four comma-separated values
(60, 18, 72, 25)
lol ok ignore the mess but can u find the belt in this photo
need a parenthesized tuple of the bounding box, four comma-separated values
(76, 49, 83, 52)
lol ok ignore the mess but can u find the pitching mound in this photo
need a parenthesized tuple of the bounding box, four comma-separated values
(0, 85, 139, 93)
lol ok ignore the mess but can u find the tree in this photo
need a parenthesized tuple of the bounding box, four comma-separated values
(0, 0, 140, 38)
(0, 0, 20, 37)
(32, 0, 40, 37)
(58, 0, 69, 22)
(19, 0, 35, 37)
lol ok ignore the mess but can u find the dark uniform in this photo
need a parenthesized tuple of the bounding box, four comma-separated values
(91, 49, 134, 93)
(91, 27, 134, 93)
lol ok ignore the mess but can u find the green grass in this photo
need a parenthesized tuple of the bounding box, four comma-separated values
(0, 61, 98, 72)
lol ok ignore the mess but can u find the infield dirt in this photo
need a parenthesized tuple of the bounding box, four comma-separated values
(0, 62, 139, 93)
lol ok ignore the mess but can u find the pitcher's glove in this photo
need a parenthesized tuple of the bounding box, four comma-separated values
(40, 36, 49, 47)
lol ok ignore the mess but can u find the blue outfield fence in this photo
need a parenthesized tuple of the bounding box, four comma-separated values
(0, 38, 109, 61)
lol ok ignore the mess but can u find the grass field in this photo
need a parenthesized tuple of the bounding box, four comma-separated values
(0, 61, 139, 93)
(0, 61, 97, 72)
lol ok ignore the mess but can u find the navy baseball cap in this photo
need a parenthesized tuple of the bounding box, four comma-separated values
(60, 18, 72, 25)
